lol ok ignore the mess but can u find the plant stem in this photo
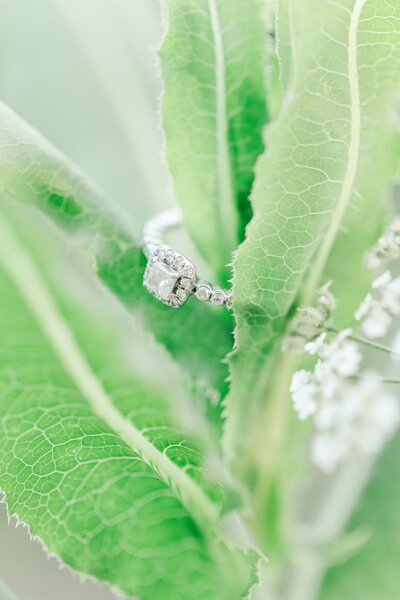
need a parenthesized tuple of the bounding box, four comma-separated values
(251, 352, 298, 550)
(351, 375, 400, 384)
(277, 558, 324, 600)
(270, 457, 373, 600)
(327, 326, 400, 358)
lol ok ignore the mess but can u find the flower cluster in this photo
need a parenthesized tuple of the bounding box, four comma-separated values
(288, 216, 400, 473)
(366, 216, 400, 269)
(290, 330, 399, 473)
(283, 282, 336, 352)
(355, 271, 400, 339)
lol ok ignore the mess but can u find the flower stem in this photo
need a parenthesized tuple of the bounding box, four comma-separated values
(327, 327, 400, 359)
(251, 351, 297, 552)
(351, 375, 400, 385)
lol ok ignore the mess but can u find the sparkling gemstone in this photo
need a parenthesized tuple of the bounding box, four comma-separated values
(175, 288, 188, 301)
(179, 277, 192, 291)
(173, 256, 185, 270)
(164, 249, 174, 264)
(211, 289, 226, 305)
(170, 297, 180, 307)
(196, 284, 211, 301)
(183, 265, 195, 277)
(145, 261, 178, 300)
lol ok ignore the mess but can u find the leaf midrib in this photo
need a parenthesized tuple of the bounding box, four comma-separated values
(226, 0, 367, 472)
(0, 214, 219, 529)
(301, 0, 366, 306)
(208, 0, 238, 258)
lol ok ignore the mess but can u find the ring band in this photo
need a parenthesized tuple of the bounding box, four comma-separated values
(142, 208, 232, 309)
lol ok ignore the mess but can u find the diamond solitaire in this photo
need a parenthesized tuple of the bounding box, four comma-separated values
(145, 262, 178, 300)
(143, 245, 195, 307)
(142, 208, 232, 309)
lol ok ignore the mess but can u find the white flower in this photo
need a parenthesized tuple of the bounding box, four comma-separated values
(317, 281, 336, 312)
(314, 361, 342, 401)
(309, 372, 399, 472)
(365, 216, 400, 269)
(314, 400, 342, 430)
(349, 374, 399, 454)
(305, 332, 326, 355)
(283, 281, 336, 352)
(366, 254, 381, 270)
(380, 276, 400, 314)
(295, 307, 326, 336)
(290, 328, 399, 473)
(291, 331, 358, 422)
(305, 329, 361, 377)
(310, 433, 346, 473)
(361, 309, 392, 339)
(372, 270, 392, 289)
(290, 370, 318, 420)
(355, 271, 400, 339)
(325, 339, 361, 377)
(354, 293, 373, 321)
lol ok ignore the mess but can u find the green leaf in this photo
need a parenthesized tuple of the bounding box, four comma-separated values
(160, 0, 268, 284)
(275, 0, 293, 94)
(225, 0, 400, 475)
(0, 101, 232, 400)
(325, 0, 400, 325)
(320, 435, 400, 600)
(0, 209, 255, 600)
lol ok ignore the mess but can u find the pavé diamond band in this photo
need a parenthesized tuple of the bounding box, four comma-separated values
(142, 208, 232, 309)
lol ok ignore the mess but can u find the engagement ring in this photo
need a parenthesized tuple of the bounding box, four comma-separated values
(142, 208, 232, 309)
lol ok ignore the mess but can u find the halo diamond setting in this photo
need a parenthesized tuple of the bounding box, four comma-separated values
(142, 209, 232, 310)
(144, 245, 195, 308)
